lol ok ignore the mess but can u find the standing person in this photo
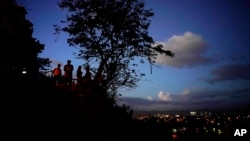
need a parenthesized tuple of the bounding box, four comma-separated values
(76, 65, 83, 85)
(52, 63, 62, 85)
(83, 65, 92, 82)
(63, 60, 74, 85)
(82, 65, 92, 94)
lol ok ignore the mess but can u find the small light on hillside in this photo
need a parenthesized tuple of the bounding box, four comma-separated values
(22, 68, 27, 74)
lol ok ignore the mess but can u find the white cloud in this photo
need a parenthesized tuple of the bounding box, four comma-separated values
(158, 91, 172, 101)
(147, 96, 153, 101)
(156, 31, 214, 68)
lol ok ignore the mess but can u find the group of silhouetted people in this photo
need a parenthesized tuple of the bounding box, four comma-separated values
(76, 65, 92, 85)
(51, 59, 92, 86)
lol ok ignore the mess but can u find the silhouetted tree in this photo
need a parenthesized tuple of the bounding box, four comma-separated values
(0, 0, 45, 84)
(37, 57, 52, 77)
(54, 0, 174, 97)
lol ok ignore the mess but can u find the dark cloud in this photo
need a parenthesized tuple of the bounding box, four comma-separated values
(205, 62, 250, 84)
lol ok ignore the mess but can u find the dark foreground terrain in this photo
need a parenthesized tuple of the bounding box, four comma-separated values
(2, 79, 249, 141)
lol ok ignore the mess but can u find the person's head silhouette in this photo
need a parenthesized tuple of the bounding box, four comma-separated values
(67, 60, 71, 64)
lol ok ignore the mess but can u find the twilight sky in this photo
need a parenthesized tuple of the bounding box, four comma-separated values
(18, 0, 250, 112)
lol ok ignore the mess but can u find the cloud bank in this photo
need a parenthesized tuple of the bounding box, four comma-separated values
(119, 88, 250, 112)
(155, 31, 215, 68)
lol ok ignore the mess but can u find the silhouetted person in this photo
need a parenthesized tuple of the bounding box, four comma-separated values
(83, 65, 91, 82)
(63, 60, 74, 86)
(81, 65, 92, 95)
(76, 65, 83, 85)
(52, 63, 62, 84)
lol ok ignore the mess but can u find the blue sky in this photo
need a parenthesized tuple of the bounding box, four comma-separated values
(18, 0, 250, 112)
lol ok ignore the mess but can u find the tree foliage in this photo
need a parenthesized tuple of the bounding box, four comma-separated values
(0, 0, 45, 83)
(38, 57, 52, 73)
(55, 0, 174, 96)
